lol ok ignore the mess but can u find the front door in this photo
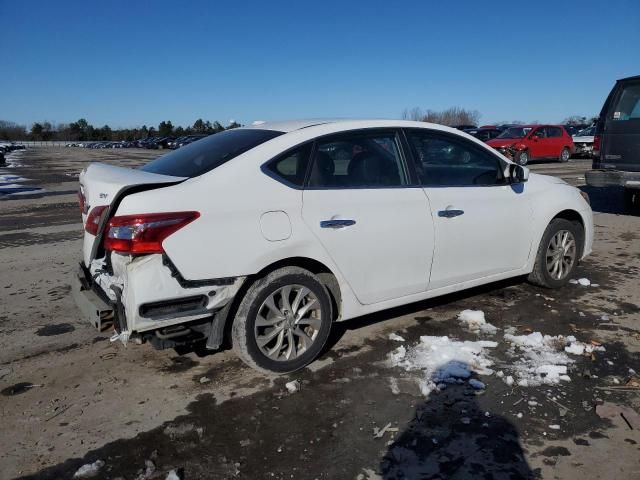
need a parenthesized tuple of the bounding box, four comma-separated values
(405, 128, 533, 290)
(301, 129, 435, 305)
(528, 127, 551, 158)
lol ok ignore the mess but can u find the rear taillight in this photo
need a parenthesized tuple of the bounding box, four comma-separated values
(78, 189, 87, 214)
(103, 211, 200, 254)
(85, 205, 108, 235)
(592, 134, 601, 158)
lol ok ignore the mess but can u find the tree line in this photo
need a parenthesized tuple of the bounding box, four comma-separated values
(401, 107, 597, 127)
(1, 110, 599, 142)
(0, 118, 243, 142)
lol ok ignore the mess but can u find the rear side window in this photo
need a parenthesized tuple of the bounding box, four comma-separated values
(142, 129, 283, 177)
(264, 143, 312, 187)
(307, 131, 408, 188)
(612, 83, 640, 120)
(547, 127, 563, 137)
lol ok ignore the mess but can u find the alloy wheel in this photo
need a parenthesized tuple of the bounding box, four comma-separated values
(518, 151, 528, 166)
(545, 230, 576, 280)
(254, 285, 322, 361)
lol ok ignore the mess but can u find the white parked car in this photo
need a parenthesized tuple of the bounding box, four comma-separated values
(73, 120, 593, 373)
(572, 126, 596, 157)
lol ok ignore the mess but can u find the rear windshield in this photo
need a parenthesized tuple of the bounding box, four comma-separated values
(612, 82, 640, 120)
(142, 129, 284, 177)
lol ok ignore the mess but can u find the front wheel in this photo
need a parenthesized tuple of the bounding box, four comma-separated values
(232, 267, 333, 374)
(559, 147, 571, 163)
(528, 218, 583, 288)
(514, 150, 529, 166)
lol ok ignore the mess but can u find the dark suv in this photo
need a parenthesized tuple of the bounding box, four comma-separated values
(586, 75, 640, 208)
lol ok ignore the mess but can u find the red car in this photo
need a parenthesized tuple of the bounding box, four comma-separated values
(487, 125, 574, 166)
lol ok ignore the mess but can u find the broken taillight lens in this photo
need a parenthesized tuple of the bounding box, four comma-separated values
(85, 205, 108, 235)
(103, 211, 200, 254)
(592, 134, 601, 158)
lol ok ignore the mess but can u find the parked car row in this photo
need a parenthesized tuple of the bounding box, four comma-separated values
(0, 141, 26, 153)
(66, 134, 211, 150)
(457, 123, 595, 166)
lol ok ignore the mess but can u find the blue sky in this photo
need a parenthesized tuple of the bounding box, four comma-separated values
(1, 0, 639, 128)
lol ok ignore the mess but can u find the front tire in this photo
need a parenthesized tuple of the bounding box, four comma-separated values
(559, 147, 570, 163)
(528, 218, 583, 288)
(232, 267, 333, 374)
(514, 150, 529, 166)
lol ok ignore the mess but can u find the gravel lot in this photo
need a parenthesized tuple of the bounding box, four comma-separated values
(1, 148, 639, 480)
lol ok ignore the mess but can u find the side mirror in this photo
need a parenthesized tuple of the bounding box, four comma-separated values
(510, 164, 529, 183)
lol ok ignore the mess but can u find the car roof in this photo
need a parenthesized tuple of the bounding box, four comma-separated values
(617, 74, 640, 82)
(241, 118, 473, 134)
(244, 119, 349, 132)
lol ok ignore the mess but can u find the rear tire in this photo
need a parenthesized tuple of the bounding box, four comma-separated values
(232, 267, 333, 374)
(514, 150, 529, 166)
(528, 218, 583, 288)
(559, 147, 571, 163)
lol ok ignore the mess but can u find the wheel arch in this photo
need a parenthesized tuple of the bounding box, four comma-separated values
(216, 257, 343, 349)
(534, 209, 587, 261)
(251, 256, 343, 321)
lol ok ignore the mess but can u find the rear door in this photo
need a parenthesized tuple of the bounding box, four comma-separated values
(547, 126, 565, 157)
(601, 78, 640, 171)
(405, 128, 533, 290)
(301, 129, 435, 305)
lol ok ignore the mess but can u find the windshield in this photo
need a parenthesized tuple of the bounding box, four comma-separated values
(142, 129, 284, 177)
(496, 127, 532, 139)
(576, 126, 595, 136)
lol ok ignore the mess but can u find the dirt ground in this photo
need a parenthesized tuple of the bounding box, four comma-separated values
(1, 148, 639, 480)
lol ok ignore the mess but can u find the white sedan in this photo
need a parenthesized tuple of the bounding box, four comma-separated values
(73, 120, 593, 373)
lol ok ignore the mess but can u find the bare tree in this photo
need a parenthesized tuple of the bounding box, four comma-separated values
(401, 106, 481, 126)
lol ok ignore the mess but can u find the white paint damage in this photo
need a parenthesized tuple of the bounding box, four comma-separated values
(89, 253, 244, 344)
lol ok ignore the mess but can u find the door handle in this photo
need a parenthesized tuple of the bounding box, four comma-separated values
(320, 219, 356, 229)
(438, 209, 464, 218)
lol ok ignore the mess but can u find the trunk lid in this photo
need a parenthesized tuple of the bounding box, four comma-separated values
(79, 162, 186, 266)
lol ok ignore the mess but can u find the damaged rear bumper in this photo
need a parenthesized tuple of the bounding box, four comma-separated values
(72, 263, 114, 331)
(72, 254, 245, 348)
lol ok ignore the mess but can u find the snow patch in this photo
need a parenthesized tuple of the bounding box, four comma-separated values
(577, 278, 591, 286)
(388, 332, 405, 342)
(389, 377, 400, 395)
(388, 335, 497, 397)
(503, 332, 602, 386)
(457, 309, 498, 335)
(73, 460, 105, 478)
(468, 379, 485, 390)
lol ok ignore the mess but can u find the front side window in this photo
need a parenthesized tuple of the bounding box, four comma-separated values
(264, 143, 312, 187)
(612, 83, 640, 120)
(142, 129, 283, 177)
(407, 130, 506, 187)
(532, 128, 546, 138)
(307, 131, 408, 188)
